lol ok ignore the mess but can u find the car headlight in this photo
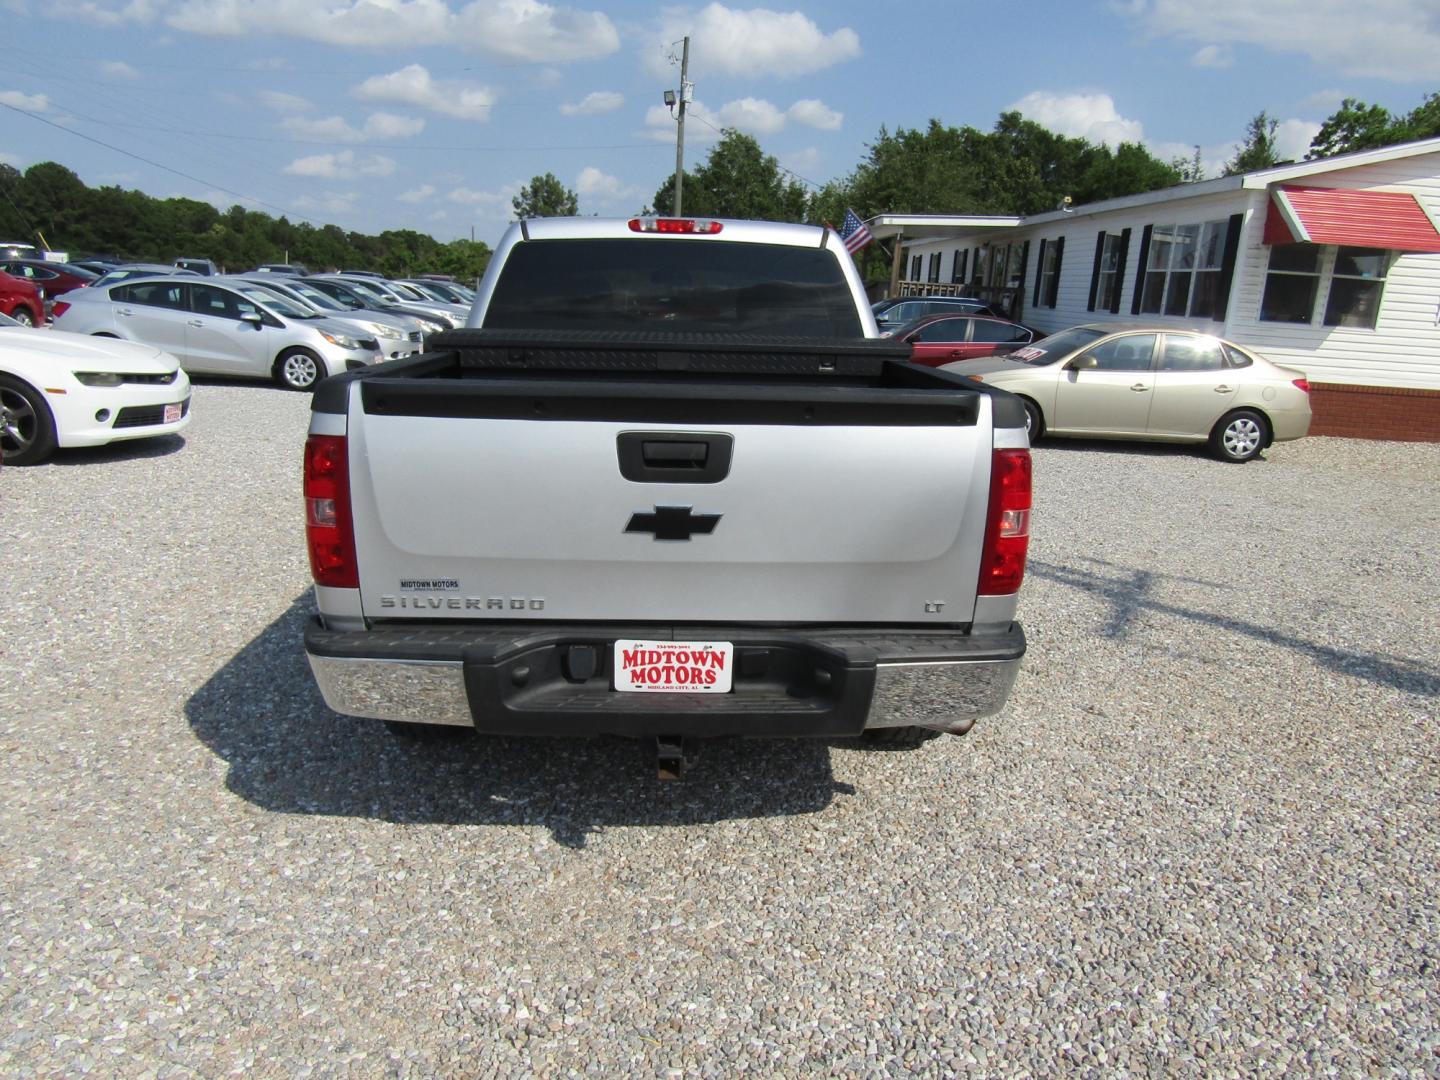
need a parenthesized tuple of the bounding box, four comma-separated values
(321, 331, 361, 350)
(73, 371, 124, 386)
(368, 322, 403, 340)
(417, 318, 445, 334)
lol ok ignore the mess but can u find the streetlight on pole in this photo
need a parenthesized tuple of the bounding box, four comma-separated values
(666, 36, 691, 216)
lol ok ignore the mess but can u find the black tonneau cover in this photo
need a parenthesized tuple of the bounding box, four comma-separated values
(310, 328, 1026, 429)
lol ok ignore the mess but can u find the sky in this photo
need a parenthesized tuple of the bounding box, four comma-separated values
(2, 0, 1439, 250)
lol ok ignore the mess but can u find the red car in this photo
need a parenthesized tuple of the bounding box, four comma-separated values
(893, 312, 1037, 367)
(0, 259, 97, 307)
(0, 270, 44, 326)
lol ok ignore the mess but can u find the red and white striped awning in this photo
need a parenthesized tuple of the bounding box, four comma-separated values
(1263, 185, 1440, 252)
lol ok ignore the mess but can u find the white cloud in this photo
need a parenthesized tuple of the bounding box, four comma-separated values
(353, 65, 496, 122)
(0, 150, 21, 167)
(281, 112, 425, 143)
(452, 0, 618, 62)
(448, 186, 510, 206)
(166, 0, 617, 61)
(561, 91, 624, 116)
(282, 150, 396, 178)
(1273, 118, 1321, 161)
(398, 184, 436, 203)
(0, 90, 48, 112)
(1008, 91, 1145, 147)
(646, 95, 841, 140)
(1189, 44, 1233, 68)
(713, 97, 786, 134)
(787, 99, 841, 131)
(100, 59, 140, 80)
(1126, 0, 1440, 81)
(71, 0, 160, 25)
(259, 91, 312, 114)
(649, 4, 860, 78)
(293, 191, 358, 216)
(576, 166, 622, 200)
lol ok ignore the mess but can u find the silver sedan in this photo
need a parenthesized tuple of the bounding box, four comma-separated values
(945, 324, 1313, 462)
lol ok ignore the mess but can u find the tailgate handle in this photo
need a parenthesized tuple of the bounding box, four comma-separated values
(618, 432, 733, 484)
(643, 440, 706, 465)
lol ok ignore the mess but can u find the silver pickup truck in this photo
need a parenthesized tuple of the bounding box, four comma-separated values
(302, 216, 1030, 776)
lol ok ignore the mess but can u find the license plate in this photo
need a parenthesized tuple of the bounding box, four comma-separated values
(613, 639, 733, 693)
(163, 403, 182, 423)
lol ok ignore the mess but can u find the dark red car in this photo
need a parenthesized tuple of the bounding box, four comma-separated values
(893, 312, 1037, 367)
(0, 270, 44, 326)
(0, 259, 97, 307)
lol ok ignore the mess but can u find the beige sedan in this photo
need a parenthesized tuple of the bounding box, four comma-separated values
(945, 324, 1313, 462)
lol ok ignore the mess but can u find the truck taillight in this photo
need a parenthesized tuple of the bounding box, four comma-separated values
(304, 434, 358, 589)
(977, 448, 1031, 595)
(628, 217, 723, 235)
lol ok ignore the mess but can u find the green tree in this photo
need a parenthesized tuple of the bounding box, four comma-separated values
(1308, 99, 1395, 159)
(512, 173, 578, 219)
(1399, 92, 1440, 142)
(1224, 112, 1280, 175)
(649, 130, 808, 221)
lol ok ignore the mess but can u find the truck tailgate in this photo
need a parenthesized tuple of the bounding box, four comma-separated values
(344, 366, 996, 625)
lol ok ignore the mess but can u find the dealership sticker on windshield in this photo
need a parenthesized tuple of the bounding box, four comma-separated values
(1010, 346, 1044, 361)
(614, 640, 734, 693)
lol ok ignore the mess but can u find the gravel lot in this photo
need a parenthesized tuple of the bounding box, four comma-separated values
(2, 381, 1437, 1077)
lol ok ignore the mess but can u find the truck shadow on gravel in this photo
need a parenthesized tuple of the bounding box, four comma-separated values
(1029, 557, 1440, 697)
(185, 597, 856, 848)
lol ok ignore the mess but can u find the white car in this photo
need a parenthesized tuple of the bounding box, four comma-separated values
(0, 313, 191, 466)
(52, 277, 383, 391)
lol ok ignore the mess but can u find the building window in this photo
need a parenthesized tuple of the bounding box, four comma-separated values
(1140, 220, 1226, 317)
(927, 252, 941, 282)
(1258, 245, 1321, 323)
(910, 254, 922, 281)
(1187, 222, 1228, 318)
(1324, 247, 1390, 329)
(1038, 241, 1061, 307)
(951, 249, 967, 284)
(1095, 233, 1122, 310)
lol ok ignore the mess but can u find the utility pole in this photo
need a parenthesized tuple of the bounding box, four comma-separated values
(672, 36, 690, 217)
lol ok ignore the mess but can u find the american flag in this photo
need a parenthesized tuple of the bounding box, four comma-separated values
(837, 208, 873, 254)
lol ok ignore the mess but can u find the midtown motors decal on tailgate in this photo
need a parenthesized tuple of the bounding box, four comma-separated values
(614, 640, 734, 693)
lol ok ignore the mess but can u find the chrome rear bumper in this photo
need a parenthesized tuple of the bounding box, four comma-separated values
(305, 619, 1024, 737)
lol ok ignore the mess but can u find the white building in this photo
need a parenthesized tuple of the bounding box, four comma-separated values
(873, 138, 1440, 441)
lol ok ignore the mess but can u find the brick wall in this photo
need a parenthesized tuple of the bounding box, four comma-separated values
(1307, 383, 1440, 442)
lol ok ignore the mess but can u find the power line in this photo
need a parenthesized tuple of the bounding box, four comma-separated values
(1, 101, 326, 226)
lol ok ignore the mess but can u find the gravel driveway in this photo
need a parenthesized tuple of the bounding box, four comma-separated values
(2, 382, 1437, 1077)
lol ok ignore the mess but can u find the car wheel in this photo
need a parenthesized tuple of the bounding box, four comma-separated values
(10, 307, 35, 328)
(0, 374, 57, 466)
(1021, 398, 1044, 442)
(275, 348, 322, 391)
(1210, 408, 1269, 463)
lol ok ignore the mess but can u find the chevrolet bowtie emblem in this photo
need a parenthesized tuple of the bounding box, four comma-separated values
(625, 505, 721, 541)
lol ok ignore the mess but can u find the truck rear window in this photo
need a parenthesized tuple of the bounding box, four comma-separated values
(482, 238, 864, 337)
